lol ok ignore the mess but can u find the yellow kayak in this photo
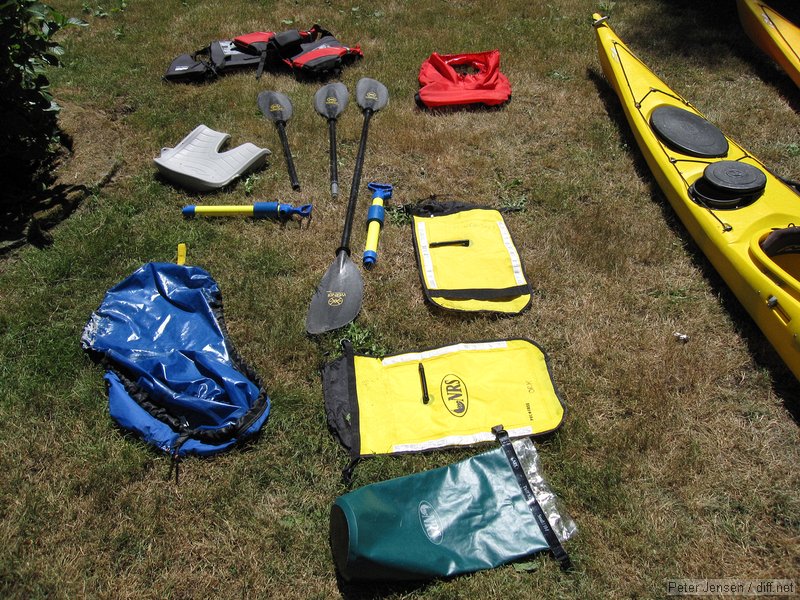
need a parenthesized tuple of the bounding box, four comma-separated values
(592, 13, 800, 381)
(737, 0, 800, 88)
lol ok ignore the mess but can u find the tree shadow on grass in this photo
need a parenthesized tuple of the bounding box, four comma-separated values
(587, 66, 799, 423)
(619, 0, 800, 56)
(617, 0, 800, 111)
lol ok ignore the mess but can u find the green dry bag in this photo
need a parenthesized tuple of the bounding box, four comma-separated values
(329, 429, 576, 581)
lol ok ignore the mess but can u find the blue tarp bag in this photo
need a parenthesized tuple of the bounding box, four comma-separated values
(81, 262, 270, 458)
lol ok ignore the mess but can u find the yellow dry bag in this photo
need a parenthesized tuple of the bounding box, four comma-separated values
(411, 202, 532, 314)
(323, 338, 565, 465)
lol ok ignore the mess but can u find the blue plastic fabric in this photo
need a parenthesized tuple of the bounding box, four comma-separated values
(81, 262, 270, 456)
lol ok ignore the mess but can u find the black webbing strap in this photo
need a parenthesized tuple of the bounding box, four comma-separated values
(255, 50, 268, 79)
(341, 457, 361, 486)
(428, 284, 531, 300)
(492, 425, 572, 571)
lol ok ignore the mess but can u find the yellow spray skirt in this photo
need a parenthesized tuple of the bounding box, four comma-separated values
(323, 339, 565, 459)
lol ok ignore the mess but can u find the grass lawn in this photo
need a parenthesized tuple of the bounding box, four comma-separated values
(1, 0, 798, 597)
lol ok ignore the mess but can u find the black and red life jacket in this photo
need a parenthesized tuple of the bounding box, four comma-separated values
(164, 24, 363, 82)
(416, 50, 512, 109)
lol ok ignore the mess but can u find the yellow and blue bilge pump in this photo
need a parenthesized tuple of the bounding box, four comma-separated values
(363, 183, 392, 269)
(182, 201, 312, 221)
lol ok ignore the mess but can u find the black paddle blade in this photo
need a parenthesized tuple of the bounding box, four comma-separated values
(355, 78, 389, 113)
(306, 251, 364, 335)
(257, 90, 293, 122)
(314, 83, 349, 120)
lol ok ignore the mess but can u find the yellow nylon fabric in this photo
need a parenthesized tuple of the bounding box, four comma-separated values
(353, 340, 564, 455)
(413, 208, 530, 313)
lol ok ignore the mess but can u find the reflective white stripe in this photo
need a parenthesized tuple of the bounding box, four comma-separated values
(391, 426, 533, 453)
(416, 222, 437, 289)
(497, 220, 526, 285)
(381, 340, 508, 366)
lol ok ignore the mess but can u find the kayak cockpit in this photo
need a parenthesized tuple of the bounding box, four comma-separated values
(760, 226, 800, 279)
(751, 226, 800, 299)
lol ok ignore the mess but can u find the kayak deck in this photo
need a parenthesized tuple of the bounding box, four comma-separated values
(737, 0, 800, 88)
(593, 13, 800, 381)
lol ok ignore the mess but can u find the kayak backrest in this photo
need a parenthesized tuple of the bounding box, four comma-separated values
(761, 227, 800, 257)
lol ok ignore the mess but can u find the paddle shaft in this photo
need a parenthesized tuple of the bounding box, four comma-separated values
(328, 119, 339, 197)
(276, 121, 300, 191)
(339, 109, 373, 253)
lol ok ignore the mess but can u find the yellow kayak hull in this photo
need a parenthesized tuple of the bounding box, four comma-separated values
(737, 0, 800, 88)
(593, 14, 800, 381)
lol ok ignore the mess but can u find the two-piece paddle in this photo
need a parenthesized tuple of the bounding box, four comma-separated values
(257, 90, 301, 190)
(313, 83, 349, 197)
(305, 78, 389, 335)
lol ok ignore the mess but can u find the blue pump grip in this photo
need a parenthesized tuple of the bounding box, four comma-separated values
(253, 201, 280, 218)
(367, 182, 393, 201)
(366, 204, 385, 225)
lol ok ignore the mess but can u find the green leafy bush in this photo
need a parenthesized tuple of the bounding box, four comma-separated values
(0, 1, 84, 217)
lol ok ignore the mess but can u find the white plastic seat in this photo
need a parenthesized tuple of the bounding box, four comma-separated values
(154, 125, 270, 192)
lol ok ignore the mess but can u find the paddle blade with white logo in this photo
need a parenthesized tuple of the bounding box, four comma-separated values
(355, 78, 389, 113)
(305, 251, 364, 335)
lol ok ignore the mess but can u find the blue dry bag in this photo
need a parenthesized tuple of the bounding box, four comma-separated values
(81, 262, 270, 457)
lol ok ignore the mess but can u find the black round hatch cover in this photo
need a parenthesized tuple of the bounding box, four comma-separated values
(650, 105, 729, 158)
(703, 161, 767, 195)
(689, 161, 767, 209)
